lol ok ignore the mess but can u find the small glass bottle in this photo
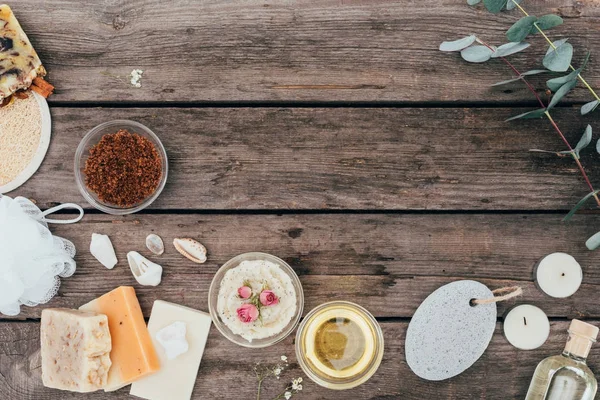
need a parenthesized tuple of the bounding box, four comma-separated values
(525, 319, 599, 400)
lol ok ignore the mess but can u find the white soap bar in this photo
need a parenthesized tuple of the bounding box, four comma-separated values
(130, 300, 212, 400)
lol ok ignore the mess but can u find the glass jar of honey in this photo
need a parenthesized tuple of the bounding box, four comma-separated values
(295, 301, 384, 389)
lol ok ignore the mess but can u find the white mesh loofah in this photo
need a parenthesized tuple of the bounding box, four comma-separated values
(0, 195, 83, 316)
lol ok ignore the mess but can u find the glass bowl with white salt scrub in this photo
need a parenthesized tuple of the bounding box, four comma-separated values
(208, 252, 304, 348)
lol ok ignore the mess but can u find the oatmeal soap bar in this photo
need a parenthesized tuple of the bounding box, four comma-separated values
(80, 286, 160, 391)
(40, 308, 112, 393)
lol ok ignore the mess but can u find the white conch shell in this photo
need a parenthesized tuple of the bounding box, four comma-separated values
(156, 321, 189, 360)
(90, 233, 117, 269)
(127, 251, 163, 286)
(173, 238, 207, 264)
(146, 234, 164, 255)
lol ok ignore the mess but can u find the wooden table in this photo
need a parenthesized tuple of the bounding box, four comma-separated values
(1, 1, 600, 398)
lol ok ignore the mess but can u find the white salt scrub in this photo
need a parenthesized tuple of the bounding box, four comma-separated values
(217, 259, 297, 342)
(0, 94, 42, 186)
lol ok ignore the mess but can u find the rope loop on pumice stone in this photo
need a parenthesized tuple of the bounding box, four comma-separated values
(470, 286, 523, 306)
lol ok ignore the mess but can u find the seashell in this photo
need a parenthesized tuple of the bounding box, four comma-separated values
(173, 238, 207, 264)
(90, 233, 117, 269)
(146, 234, 164, 255)
(127, 251, 163, 286)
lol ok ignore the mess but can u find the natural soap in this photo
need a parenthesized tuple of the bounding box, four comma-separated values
(130, 300, 212, 400)
(80, 286, 160, 391)
(40, 308, 111, 393)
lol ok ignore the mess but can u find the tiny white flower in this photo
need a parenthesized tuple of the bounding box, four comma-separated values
(297, 377, 303, 383)
(293, 379, 298, 386)
(274, 367, 282, 376)
(281, 355, 288, 362)
(297, 384, 302, 391)
(284, 391, 292, 400)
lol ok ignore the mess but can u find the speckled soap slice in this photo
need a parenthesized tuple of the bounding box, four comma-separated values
(41, 308, 112, 392)
(405, 280, 496, 381)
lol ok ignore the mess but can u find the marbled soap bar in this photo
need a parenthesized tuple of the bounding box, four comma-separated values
(40, 308, 112, 393)
(130, 300, 212, 400)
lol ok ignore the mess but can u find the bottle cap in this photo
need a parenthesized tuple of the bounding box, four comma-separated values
(565, 319, 599, 359)
(569, 319, 599, 341)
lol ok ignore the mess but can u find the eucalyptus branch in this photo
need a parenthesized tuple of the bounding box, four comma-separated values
(508, 0, 600, 103)
(474, 37, 600, 206)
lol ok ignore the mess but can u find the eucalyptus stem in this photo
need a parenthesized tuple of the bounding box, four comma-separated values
(510, 0, 600, 102)
(477, 37, 600, 207)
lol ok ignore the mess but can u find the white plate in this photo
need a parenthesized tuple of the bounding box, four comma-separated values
(0, 91, 51, 194)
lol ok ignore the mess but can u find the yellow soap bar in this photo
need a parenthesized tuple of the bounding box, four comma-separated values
(80, 286, 160, 391)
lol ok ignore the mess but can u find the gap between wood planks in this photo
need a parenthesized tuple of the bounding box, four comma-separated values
(46, 100, 590, 109)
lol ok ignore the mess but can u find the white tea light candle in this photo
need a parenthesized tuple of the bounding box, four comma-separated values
(535, 252, 582, 298)
(503, 305, 550, 350)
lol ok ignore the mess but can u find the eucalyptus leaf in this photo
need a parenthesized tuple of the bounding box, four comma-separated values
(546, 68, 580, 92)
(543, 40, 573, 72)
(582, 100, 600, 115)
(506, 16, 537, 42)
(483, 0, 508, 13)
(532, 15, 563, 33)
(547, 79, 578, 109)
(491, 42, 530, 58)
(597, 138, 600, 155)
(467, 0, 482, 4)
(563, 190, 600, 222)
(506, 0, 523, 10)
(581, 52, 591, 71)
(440, 35, 477, 52)
(573, 125, 593, 158)
(461, 45, 494, 63)
(585, 231, 600, 251)
(505, 108, 546, 121)
(492, 69, 547, 86)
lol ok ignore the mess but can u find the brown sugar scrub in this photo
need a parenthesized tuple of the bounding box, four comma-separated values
(84, 130, 162, 207)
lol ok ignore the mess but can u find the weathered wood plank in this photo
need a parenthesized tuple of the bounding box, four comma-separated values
(1, 320, 599, 399)
(11, 107, 600, 210)
(4, 213, 600, 319)
(8, 0, 600, 102)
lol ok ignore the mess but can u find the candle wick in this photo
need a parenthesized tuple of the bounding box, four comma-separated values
(523, 317, 527, 326)
(561, 273, 565, 277)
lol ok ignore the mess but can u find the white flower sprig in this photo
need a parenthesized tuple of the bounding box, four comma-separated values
(252, 356, 304, 400)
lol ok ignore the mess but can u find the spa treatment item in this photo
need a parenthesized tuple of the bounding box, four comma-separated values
(90, 233, 118, 269)
(173, 237, 207, 264)
(84, 129, 162, 207)
(209, 252, 303, 348)
(503, 305, 550, 350)
(296, 301, 383, 390)
(525, 320, 599, 400)
(130, 300, 212, 400)
(127, 251, 163, 286)
(406, 281, 521, 381)
(0, 4, 53, 102)
(535, 252, 582, 298)
(80, 286, 160, 391)
(155, 321, 188, 360)
(75, 120, 168, 215)
(146, 233, 164, 255)
(0, 91, 51, 193)
(41, 308, 111, 393)
(0, 195, 83, 316)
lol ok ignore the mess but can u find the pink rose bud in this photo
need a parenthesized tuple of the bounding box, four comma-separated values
(259, 290, 279, 306)
(238, 286, 252, 299)
(236, 304, 259, 323)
